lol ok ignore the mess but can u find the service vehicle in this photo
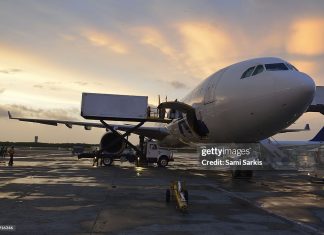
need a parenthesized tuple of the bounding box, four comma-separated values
(78, 140, 173, 167)
(101, 140, 174, 167)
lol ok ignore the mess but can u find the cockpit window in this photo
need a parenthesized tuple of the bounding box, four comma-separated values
(265, 63, 288, 71)
(286, 63, 299, 71)
(252, 65, 264, 76)
(241, 66, 255, 79)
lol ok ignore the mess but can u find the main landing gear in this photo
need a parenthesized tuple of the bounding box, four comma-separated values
(231, 170, 253, 179)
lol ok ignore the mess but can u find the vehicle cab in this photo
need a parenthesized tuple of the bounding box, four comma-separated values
(145, 141, 174, 167)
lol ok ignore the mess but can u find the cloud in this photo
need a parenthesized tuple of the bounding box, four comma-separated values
(73, 81, 89, 86)
(135, 27, 177, 60)
(32, 81, 61, 90)
(133, 26, 193, 81)
(0, 104, 79, 120)
(290, 60, 318, 74)
(60, 34, 76, 42)
(134, 23, 237, 78)
(0, 108, 7, 118)
(81, 29, 128, 54)
(177, 22, 238, 77)
(0, 88, 5, 94)
(0, 68, 22, 74)
(289, 59, 323, 85)
(169, 81, 188, 89)
(156, 79, 188, 89)
(286, 18, 324, 56)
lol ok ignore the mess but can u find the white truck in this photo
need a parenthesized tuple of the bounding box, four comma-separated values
(144, 141, 174, 167)
(101, 140, 174, 167)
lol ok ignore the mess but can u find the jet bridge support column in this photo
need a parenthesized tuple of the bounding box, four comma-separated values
(99, 120, 147, 164)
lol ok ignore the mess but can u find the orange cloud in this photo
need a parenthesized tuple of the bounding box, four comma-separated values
(290, 60, 317, 74)
(133, 23, 237, 78)
(135, 27, 177, 59)
(177, 22, 237, 77)
(287, 18, 324, 56)
(82, 30, 128, 54)
(290, 60, 322, 85)
(60, 34, 76, 42)
(0, 43, 132, 108)
(0, 43, 58, 83)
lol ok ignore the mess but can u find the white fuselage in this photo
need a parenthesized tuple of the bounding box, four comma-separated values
(161, 57, 315, 146)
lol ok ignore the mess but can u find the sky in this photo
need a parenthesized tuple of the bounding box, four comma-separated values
(0, 0, 323, 144)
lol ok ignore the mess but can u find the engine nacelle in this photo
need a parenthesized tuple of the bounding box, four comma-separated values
(100, 132, 125, 154)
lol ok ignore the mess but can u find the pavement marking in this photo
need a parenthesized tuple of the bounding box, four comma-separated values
(217, 186, 324, 235)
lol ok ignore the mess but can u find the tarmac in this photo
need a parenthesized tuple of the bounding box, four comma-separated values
(0, 148, 323, 235)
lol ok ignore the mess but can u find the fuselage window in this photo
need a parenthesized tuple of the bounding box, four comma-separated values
(265, 63, 288, 71)
(252, 65, 264, 76)
(241, 66, 255, 79)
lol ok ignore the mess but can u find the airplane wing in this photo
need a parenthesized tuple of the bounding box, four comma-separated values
(277, 142, 324, 151)
(277, 129, 324, 150)
(8, 111, 169, 140)
(307, 86, 324, 115)
(310, 127, 324, 141)
(279, 124, 310, 133)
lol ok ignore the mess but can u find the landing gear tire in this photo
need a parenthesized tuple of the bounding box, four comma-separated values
(166, 189, 171, 202)
(231, 170, 253, 179)
(183, 190, 189, 202)
(102, 156, 113, 166)
(158, 156, 169, 167)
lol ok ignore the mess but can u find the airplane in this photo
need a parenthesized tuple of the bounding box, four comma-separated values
(8, 57, 323, 177)
(274, 127, 324, 150)
(258, 127, 324, 179)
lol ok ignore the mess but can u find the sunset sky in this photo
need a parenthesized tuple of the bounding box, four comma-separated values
(0, 0, 323, 143)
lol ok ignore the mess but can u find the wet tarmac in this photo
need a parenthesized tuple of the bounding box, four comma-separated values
(0, 148, 323, 235)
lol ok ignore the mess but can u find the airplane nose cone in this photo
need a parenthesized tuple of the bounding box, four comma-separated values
(276, 72, 315, 118)
(295, 73, 316, 99)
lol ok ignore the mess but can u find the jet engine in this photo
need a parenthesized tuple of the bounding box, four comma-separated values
(100, 132, 126, 154)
